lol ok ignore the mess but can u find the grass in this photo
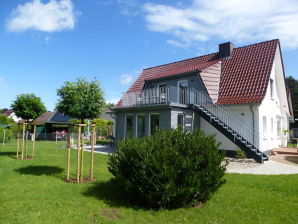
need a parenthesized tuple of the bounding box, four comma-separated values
(1, 141, 298, 224)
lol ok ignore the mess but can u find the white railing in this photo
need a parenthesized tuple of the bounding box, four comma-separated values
(189, 88, 267, 151)
(121, 86, 179, 107)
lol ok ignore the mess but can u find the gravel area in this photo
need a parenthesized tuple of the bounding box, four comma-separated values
(226, 156, 298, 175)
(72, 144, 115, 154)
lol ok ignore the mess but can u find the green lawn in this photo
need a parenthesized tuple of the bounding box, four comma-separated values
(1, 141, 298, 224)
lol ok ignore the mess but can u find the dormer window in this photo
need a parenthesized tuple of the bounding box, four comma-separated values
(270, 78, 274, 98)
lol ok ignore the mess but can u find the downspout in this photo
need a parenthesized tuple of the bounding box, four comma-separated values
(250, 105, 255, 145)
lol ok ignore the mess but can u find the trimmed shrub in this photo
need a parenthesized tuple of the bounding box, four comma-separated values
(108, 128, 227, 209)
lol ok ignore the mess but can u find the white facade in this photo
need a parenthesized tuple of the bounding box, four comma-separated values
(199, 47, 291, 152)
(7, 112, 21, 122)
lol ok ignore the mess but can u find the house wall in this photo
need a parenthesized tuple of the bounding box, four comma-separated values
(198, 104, 259, 151)
(258, 46, 290, 150)
(8, 113, 21, 122)
(145, 73, 208, 102)
(115, 107, 171, 140)
(170, 107, 195, 132)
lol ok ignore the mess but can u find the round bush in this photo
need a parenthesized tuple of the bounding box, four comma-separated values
(108, 128, 227, 209)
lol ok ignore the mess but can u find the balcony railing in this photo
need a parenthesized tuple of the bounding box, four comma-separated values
(121, 86, 179, 107)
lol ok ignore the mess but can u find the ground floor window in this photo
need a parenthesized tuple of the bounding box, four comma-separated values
(178, 113, 184, 129)
(277, 118, 281, 137)
(125, 114, 133, 138)
(263, 116, 267, 136)
(150, 114, 159, 135)
(137, 114, 146, 137)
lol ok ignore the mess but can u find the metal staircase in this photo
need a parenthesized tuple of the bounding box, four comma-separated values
(189, 89, 268, 163)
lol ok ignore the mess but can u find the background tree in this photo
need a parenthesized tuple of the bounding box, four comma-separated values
(56, 78, 105, 123)
(0, 108, 9, 114)
(105, 103, 115, 109)
(286, 76, 298, 119)
(11, 93, 46, 122)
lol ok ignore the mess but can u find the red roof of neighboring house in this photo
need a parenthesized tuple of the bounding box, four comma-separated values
(118, 39, 279, 107)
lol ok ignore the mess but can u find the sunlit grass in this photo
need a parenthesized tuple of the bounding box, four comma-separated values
(0, 140, 298, 224)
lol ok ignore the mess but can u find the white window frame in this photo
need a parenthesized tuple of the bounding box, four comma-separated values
(149, 113, 160, 136)
(124, 114, 134, 138)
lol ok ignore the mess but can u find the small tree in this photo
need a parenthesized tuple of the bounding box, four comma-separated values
(11, 94, 46, 122)
(56, 78, 105, 123)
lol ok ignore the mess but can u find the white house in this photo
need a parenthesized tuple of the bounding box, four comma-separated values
(112, 39, 293, 163)
(3, 109, 22, 122)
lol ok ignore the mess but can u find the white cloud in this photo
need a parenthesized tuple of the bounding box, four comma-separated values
(143, 0, 298, 49)
(106, 98, 120, 104)
(6, 0, 77, 32)
(0, 77, 4, 83)
(120, 74, 133, 85)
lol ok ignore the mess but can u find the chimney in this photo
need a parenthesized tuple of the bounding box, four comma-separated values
(219, 42, 234, 58)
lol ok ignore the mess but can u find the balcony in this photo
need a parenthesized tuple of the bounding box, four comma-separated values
(120, 86, 197, 107)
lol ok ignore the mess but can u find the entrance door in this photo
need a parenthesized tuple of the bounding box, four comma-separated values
(178, 81, 188, 104)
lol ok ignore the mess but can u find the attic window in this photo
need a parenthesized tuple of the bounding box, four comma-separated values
(270, 79, 274, 98)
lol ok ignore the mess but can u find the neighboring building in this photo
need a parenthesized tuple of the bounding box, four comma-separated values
(99, 108, 115, 122)
(3, 109, 21, 122)
(33, 111, 72, 140)
(112, 39, 293, 163)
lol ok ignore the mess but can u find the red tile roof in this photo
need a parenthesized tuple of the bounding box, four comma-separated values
(119, 39, 279, 106)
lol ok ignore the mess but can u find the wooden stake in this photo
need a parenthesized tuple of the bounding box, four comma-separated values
(16, 124, 20, 159)
(67, 126, 71, 181)
(80, 128, 84, 182)
(90, 125, 95, 181)
(32, 125, 36, 159)
(77, 126, 81, 183)
(21, 124, 25, 160)
(25, 124, 28, 158)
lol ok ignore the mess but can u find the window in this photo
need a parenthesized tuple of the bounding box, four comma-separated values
(270, 79, 274, 98)
(159, 84, 167, 103)
(277, 119, 281, 137)
(271, 117, 274, 135)
(178, 114, 184, 129)
(125, 115, 133, 138)
(137, 114, 146, 137)
(150, 114, 159, 135)
(263, 116, 267, 136)
(178, 81, 188, 104)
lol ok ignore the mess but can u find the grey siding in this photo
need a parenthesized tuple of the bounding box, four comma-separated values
(145, 73, 208, 101)
(170, 107, 194, 132)
(115, 107, 171, 141)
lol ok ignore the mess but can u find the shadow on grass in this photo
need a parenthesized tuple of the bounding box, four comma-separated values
(0, 151, 16, 157)
(83, 180, 142, 209)
(284, 156, 298, 165)
(15, 166, 64, 177)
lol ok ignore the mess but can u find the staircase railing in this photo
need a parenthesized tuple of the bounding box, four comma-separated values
(189, 88, 267, 152)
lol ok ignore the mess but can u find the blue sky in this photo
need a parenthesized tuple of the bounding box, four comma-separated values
(0, 0, 298, 110)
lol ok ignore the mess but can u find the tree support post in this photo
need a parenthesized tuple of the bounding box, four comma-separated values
(16, 124, 20, 159)
(21, 123, 26, 160)
(66, 125, 71, 181)
(32, 125, 36, 159)
(90, 124, 95, 181)
(80, 124, 86, 182)
(25, 124, 28, 158)
(77, 126, 81, 183)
